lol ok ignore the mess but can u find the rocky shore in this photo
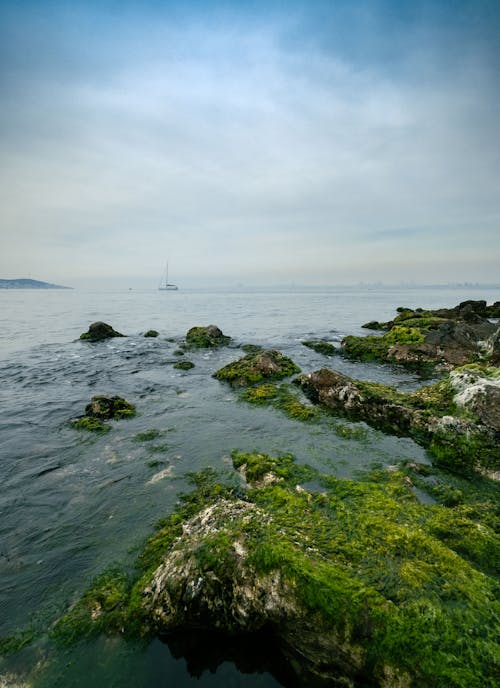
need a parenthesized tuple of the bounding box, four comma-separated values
(4, 304, 499, 687)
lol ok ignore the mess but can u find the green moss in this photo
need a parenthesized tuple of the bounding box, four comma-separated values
(173, 360, 195, 370)
(70, 417, 110, 432)
(302, 340, 337, 355)
(52, 568, 131, 644)
(384, 325, 425, 345)
(341, 334, 390, 362)
(111, 399, 136, 418)
(242, 382, 318, 422)
(144, 330, 159, 337)
(242, 383, 279, 403)
(173, 349, 185, 356)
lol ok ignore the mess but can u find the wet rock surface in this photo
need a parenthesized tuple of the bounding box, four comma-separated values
(80, 321, 125, 341)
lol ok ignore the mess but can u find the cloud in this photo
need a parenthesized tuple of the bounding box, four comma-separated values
(0, 1, 499, 285)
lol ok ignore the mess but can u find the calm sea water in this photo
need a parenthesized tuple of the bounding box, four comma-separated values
(1, 285, 499, 687)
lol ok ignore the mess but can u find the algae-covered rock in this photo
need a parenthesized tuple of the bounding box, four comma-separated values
(144, 330, 159, 338)
(85, 395, 136, 420)
(185, 325, 231, 348)
(213, 350, 300, 387)
(295, 367, 500, 472)
(53, 453, 499, 688)
(343, 302, 498, 372)
(173, 360, 195, 371)
(80, 321, 124, 341)
(302, 340, 337, 356)
(71, 395, 136, 432)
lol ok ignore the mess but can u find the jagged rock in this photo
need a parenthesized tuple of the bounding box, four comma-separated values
(80, 321, 124, 341)
(185, 325, 231, 348)
(342, 302, 497, 371)
(295, 367, 499, 471)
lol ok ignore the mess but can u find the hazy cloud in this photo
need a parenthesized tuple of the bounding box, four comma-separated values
(1, 0, 499, 286)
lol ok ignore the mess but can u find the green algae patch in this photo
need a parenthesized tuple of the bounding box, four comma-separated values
(185, 325, 231, 348)
(213, 350, 300, 387)
(341, 333, 391, 362)
(70, 417, 111, 432)
(0, 628, 35, 657)
(52, 568, 132, 645)
(144, 330, 159, 337)
(133, 429, 161, 442)
(242, 382, 319, 422)
(302, 340, 337, 356)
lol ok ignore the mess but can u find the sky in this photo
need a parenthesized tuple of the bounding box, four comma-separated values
(1, 0, 499, 288)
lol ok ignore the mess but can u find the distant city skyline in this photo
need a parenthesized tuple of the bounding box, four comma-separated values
(1, 0, 499, 288)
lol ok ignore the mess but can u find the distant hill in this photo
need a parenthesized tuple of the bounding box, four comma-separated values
(0, 278, 72, 290)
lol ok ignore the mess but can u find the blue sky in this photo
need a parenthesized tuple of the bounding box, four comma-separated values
(1, 0, 499, 287)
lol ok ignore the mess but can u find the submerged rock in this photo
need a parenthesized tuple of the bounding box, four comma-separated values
(185, 325, 231, 348)
(173, 360, 195, 370)
(213, 349, 300, 387)
(53, 453, 499, 688)
(144, 330, 159, 338)
(80, 321, 125, 341)
(71, 395, 136, 431)
(295, 366, 500, 472)
(85, 395, 136, 419)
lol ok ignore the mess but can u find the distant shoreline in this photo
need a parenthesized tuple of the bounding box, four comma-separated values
(0, 278, 72, 290)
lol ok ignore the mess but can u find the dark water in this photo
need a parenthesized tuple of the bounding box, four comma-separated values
(1, 286, 498, 687)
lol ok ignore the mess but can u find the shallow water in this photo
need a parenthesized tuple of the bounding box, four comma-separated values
(1, 285, 498, 686)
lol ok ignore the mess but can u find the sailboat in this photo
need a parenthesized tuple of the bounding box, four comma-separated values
(158, 263, 178, 291)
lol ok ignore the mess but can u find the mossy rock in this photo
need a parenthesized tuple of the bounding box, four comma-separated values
(144, 330, 159, 338)
(84, 395, 136, 420)
(240, 344, 263, 354)
(52, 453, 500, 688)
(185, 325, 231, 348)
(302, 340, 337, 355)
(213, 350, 300, 387)
(174, 360, 195, 371)
(296, 368, 499, 472)
(80, 321, 124, 341)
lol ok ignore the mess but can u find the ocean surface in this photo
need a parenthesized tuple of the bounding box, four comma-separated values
(1, 285, 499, 687)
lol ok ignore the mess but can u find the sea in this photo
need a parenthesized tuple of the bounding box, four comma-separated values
(1, 285, 499, 688)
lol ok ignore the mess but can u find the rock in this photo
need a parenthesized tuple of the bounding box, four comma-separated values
(173, 360, 195, 370)
(84, 395, 136, 419)
(295, 367, 499, 472)
(53, 452, 499, 687)
(341, 302, 497, 372)
(484, 325, 500, 365)
(185, 325, 231, 348)
(301, 340, 338, 355)
(449, 366, 500, 431)
(213, 350, 300, 387)
(144, 330, 159, 338)
(80, 321, 124, 341)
